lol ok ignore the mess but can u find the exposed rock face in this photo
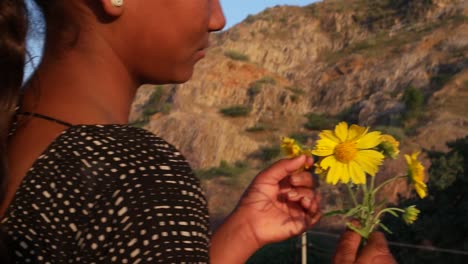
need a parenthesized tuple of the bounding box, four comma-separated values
(131, 0, 467, 170)
(146, 111, 259, 169)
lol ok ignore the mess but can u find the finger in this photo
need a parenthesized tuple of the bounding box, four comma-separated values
(256, 155, 307, 184)
(301, 193, 321, 216)
(285, 187, 315, 202)
(305, 156, 314, 168)
(332, 230, 361, 264)
(289, 171, 315, 188)
(308, 209, 321, 227)
(357, 232, 397, 264)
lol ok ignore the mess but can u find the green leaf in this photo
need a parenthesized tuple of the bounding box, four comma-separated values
(345, 206, 365, 217)
(386, 209, 399, 218)
(323, 209, 349, 217)
(379, 223, 393, 234)
(346, 222, 368, 238)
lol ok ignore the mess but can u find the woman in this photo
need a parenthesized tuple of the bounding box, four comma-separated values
(0, 0, 321, 262)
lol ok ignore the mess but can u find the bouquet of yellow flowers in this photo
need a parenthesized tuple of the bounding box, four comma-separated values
(281, 122, 428, 239)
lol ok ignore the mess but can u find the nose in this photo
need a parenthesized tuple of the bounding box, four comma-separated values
(209, 0, 226, 32)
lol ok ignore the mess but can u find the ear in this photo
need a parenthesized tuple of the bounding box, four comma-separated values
(100, 0, 124, 17)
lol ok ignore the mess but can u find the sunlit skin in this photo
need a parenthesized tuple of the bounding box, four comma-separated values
(2, 1, 322, 263)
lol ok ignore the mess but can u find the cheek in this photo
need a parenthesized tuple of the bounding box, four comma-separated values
(121, 11, 206, 83)
(133, 45, 197, 84)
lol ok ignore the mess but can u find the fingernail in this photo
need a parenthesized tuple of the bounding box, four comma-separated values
(291, 175, 301, 184)
(288, 191, 298, 198)
(302, 197, 311, 208)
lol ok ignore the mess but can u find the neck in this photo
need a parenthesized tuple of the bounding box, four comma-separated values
(22, 39, 140, 125)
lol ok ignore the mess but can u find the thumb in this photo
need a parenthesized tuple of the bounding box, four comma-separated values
(255, 155, 307, 184)
(333, 230, 361, 264)
(357, 232, 397, 264)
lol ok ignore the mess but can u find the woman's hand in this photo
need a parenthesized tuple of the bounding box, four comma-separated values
(210, 155, 321, 263)
(235, 155, 321, 246)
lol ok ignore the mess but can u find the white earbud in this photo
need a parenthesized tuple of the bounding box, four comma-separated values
(111, 0, 124, 7)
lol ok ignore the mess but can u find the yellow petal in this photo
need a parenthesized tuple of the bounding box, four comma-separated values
(335, 162, 348, 184)
(326, 161, 342, 185)
(312, 138, 338, 156)
(334, 122, 349, 142)
(338, 164, 350, 184)
(354, 150, 384, 176)
(320, 130, 341, 144)
(356, 131, 382, 149)
(349, 161, 366, 184)
(411, 151, 420, 160)
(320, 155, 337, 170)
(347, 124, 368, 141)
(415, 181, 427, 199)
(404, 154, 411, 164)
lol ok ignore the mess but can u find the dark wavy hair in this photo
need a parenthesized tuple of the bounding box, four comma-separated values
(0, 0, 28, 204)
(0, 0, 28, 261)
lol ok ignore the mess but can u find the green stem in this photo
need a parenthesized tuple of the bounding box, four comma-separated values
(347, 183, 358, 208)
(366, 207, 404, 237)
(374, 207, 404, 221)
(373, 175, 406, 196)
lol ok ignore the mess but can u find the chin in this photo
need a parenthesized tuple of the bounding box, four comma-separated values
(167, 68, 196, 84)
(142, 69, 194, 85)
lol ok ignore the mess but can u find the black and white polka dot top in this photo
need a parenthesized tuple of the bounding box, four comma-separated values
(1, 124, 210, 263)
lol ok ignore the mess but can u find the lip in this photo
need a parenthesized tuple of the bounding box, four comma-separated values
(195, 49, 206, 59)
(195, 39, 210, 59)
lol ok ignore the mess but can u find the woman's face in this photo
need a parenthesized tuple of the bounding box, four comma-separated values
(116, 0, 226, 84)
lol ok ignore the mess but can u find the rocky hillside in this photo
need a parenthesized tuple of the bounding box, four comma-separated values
(130, 0, 467, 222)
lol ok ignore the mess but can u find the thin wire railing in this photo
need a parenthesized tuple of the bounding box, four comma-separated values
(307, 230, 468, 256)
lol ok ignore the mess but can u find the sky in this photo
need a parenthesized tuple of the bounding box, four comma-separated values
(220, 0, 319, 29)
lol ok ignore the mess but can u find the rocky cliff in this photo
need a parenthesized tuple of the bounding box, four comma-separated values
(130, 0, 467, 221)
(132, 0, 467, 168)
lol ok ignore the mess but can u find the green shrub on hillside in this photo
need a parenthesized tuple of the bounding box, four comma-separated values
(402, 85, 424, 121)
(224, 50, 250, 61)
(220, 105, 252, 117)
(431, 73, 453, 88)
(245, 124, 267, 133)
(247, 82, 262, 98)
(258, 76, 277, 85)
(289, 133, 310, 145)
(130, 85, 168, 128)
(304, 113, 339, 131)
(254, 145, 281, 162)
(195, 160, 249, 180)
(247, 77, 277, 98)
(286, 86, 305, 95)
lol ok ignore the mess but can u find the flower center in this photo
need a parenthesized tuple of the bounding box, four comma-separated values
(334, 141, 358, 163)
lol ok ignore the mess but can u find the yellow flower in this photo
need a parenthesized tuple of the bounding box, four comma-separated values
(402, 205, 420, 224)
(405, 151, 427, 199)
(314, 158, 327, 180)
(312, 122, 384, 185)
(379, 134, 400, 159)
(281, 137, 302, 158)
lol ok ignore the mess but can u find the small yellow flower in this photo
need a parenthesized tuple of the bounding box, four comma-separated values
(405, 151, 427, 199)
(281, 137, 302, 158)
(379, 134, 400, 159)
(402, 205, 420, 224)
(313, 158, 327, 180)
(312, 122, 384, 185)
